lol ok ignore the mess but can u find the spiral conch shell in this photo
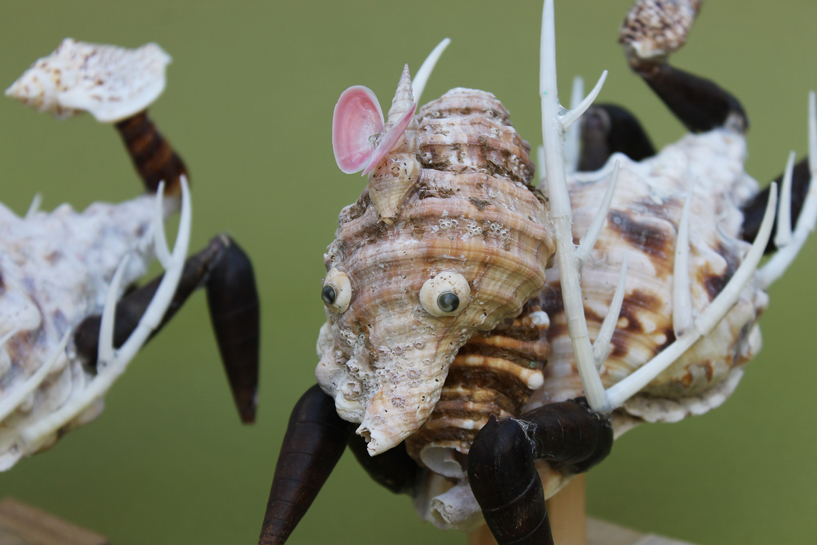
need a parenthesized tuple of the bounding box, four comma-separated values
(317, 69, 555, 456)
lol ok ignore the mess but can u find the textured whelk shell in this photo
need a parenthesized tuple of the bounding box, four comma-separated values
(317, 77, 556, 456)
(5, 38, 171, 122)
(529, 127, 767, 426)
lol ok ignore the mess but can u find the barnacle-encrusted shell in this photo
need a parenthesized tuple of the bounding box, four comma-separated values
(5, 38, 170, 122)
(529, 127, 767, 427)
(316, 88, 556, 456)
(0, 196, 158, 470)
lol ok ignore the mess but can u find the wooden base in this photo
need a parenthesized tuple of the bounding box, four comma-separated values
(0, 498, 108, 545)
(468, 477, 696, 545)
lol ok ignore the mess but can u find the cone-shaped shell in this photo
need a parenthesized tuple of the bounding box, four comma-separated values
(317, 89, 554, 455)
(5, 38, 170, 122)
(366, 65, 421, 223)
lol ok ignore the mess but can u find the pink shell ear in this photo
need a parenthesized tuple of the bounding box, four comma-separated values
(333, 85, 385, 174)
(362, 103, 417, 175)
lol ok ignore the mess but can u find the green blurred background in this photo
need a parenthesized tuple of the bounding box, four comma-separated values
(0, 1, 815, 544)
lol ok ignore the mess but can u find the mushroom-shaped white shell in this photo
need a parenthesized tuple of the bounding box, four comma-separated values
(5, 38, 171, 122)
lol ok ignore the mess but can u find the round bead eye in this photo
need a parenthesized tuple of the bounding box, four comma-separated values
(322, 269, 352, 313)
(420, 272, 471, 317)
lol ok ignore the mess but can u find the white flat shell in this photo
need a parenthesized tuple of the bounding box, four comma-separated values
(5, 38, 171, 122)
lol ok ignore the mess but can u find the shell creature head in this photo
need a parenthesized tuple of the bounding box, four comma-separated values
(319, 54, 556, 455)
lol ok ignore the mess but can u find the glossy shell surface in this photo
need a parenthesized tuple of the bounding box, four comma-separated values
(530, 127, 768, 425)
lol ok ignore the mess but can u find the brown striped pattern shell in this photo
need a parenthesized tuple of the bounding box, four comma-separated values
(316, 87, 556, 456)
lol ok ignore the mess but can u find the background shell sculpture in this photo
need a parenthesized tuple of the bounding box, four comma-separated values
(0, 39, 190, 471)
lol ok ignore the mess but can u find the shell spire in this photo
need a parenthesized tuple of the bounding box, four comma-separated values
(367, 64, 421, 224)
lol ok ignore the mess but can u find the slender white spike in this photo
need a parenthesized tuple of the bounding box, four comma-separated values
(20, 176, 192, 448)
(606, 184, 778, 409)
(541, 0, 608, 412)
(0, 329, 68, 423)
(576, 159, 620, 265)
(116, 175, 191, 363)
(412, 38, 451, 106)
(673, 179, 696, 338)
(757, 93, 817, 288)
(564, 76, 585, 174)
(592, 253, 628, 366)
(559, 70, 608, 131)
(153, 181, 173, 270)
(24, 193, 42, 219)
(774, 151, 796, 248)
(97, 254, 130, 367)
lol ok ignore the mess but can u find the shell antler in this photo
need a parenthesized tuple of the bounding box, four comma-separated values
(331, 39, 450, 176)
(539, 0, 780, 414)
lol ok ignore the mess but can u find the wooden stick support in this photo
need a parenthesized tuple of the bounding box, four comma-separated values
(468, 476, 697, 545)
(0, 498, 109, 545)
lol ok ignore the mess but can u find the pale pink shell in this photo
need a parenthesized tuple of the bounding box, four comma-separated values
(332, 85, 416, 175)
(332, 85, 384, 174)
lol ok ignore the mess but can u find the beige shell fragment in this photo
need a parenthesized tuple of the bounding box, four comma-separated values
(5, 38, 171, 122)
(619, 0, 701, 59)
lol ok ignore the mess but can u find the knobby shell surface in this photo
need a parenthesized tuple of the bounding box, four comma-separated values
(318, 85, 555, 457)
(0, 2, 815, 545)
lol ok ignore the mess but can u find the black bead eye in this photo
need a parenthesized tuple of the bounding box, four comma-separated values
(437, 292, 459, 313)
(321, 285, 337, 305)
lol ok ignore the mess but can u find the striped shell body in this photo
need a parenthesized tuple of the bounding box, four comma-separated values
(316, 87, 556, 458)
(0, 196, 157, 470)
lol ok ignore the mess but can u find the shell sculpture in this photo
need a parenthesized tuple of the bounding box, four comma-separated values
(0, 39, 191, 471)
(0, 39, 259, 471)
(314, 0, 817, 534)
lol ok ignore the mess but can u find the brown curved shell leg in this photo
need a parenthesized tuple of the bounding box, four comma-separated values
(578, 104, 656, 172)
(620, 0, 748, 133)
(73, 234, 260, 422)
(466, 399, 612, 545)
(114, 109, 189, 195)
(742, 157, 812, 252)
(258, 385, 354, 545)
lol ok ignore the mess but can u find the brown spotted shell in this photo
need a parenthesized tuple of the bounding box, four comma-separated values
(529, 127, 767, 426)
(316, 87, 556, 456)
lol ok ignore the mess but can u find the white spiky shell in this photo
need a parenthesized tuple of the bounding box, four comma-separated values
(5, 39, 170, 122)
(529, 128, 767, 426)
(0, 196, 158, 470)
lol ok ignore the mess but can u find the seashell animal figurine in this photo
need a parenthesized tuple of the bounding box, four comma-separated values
(0, 39, 260, 470)
(259, 1, 816, 544)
